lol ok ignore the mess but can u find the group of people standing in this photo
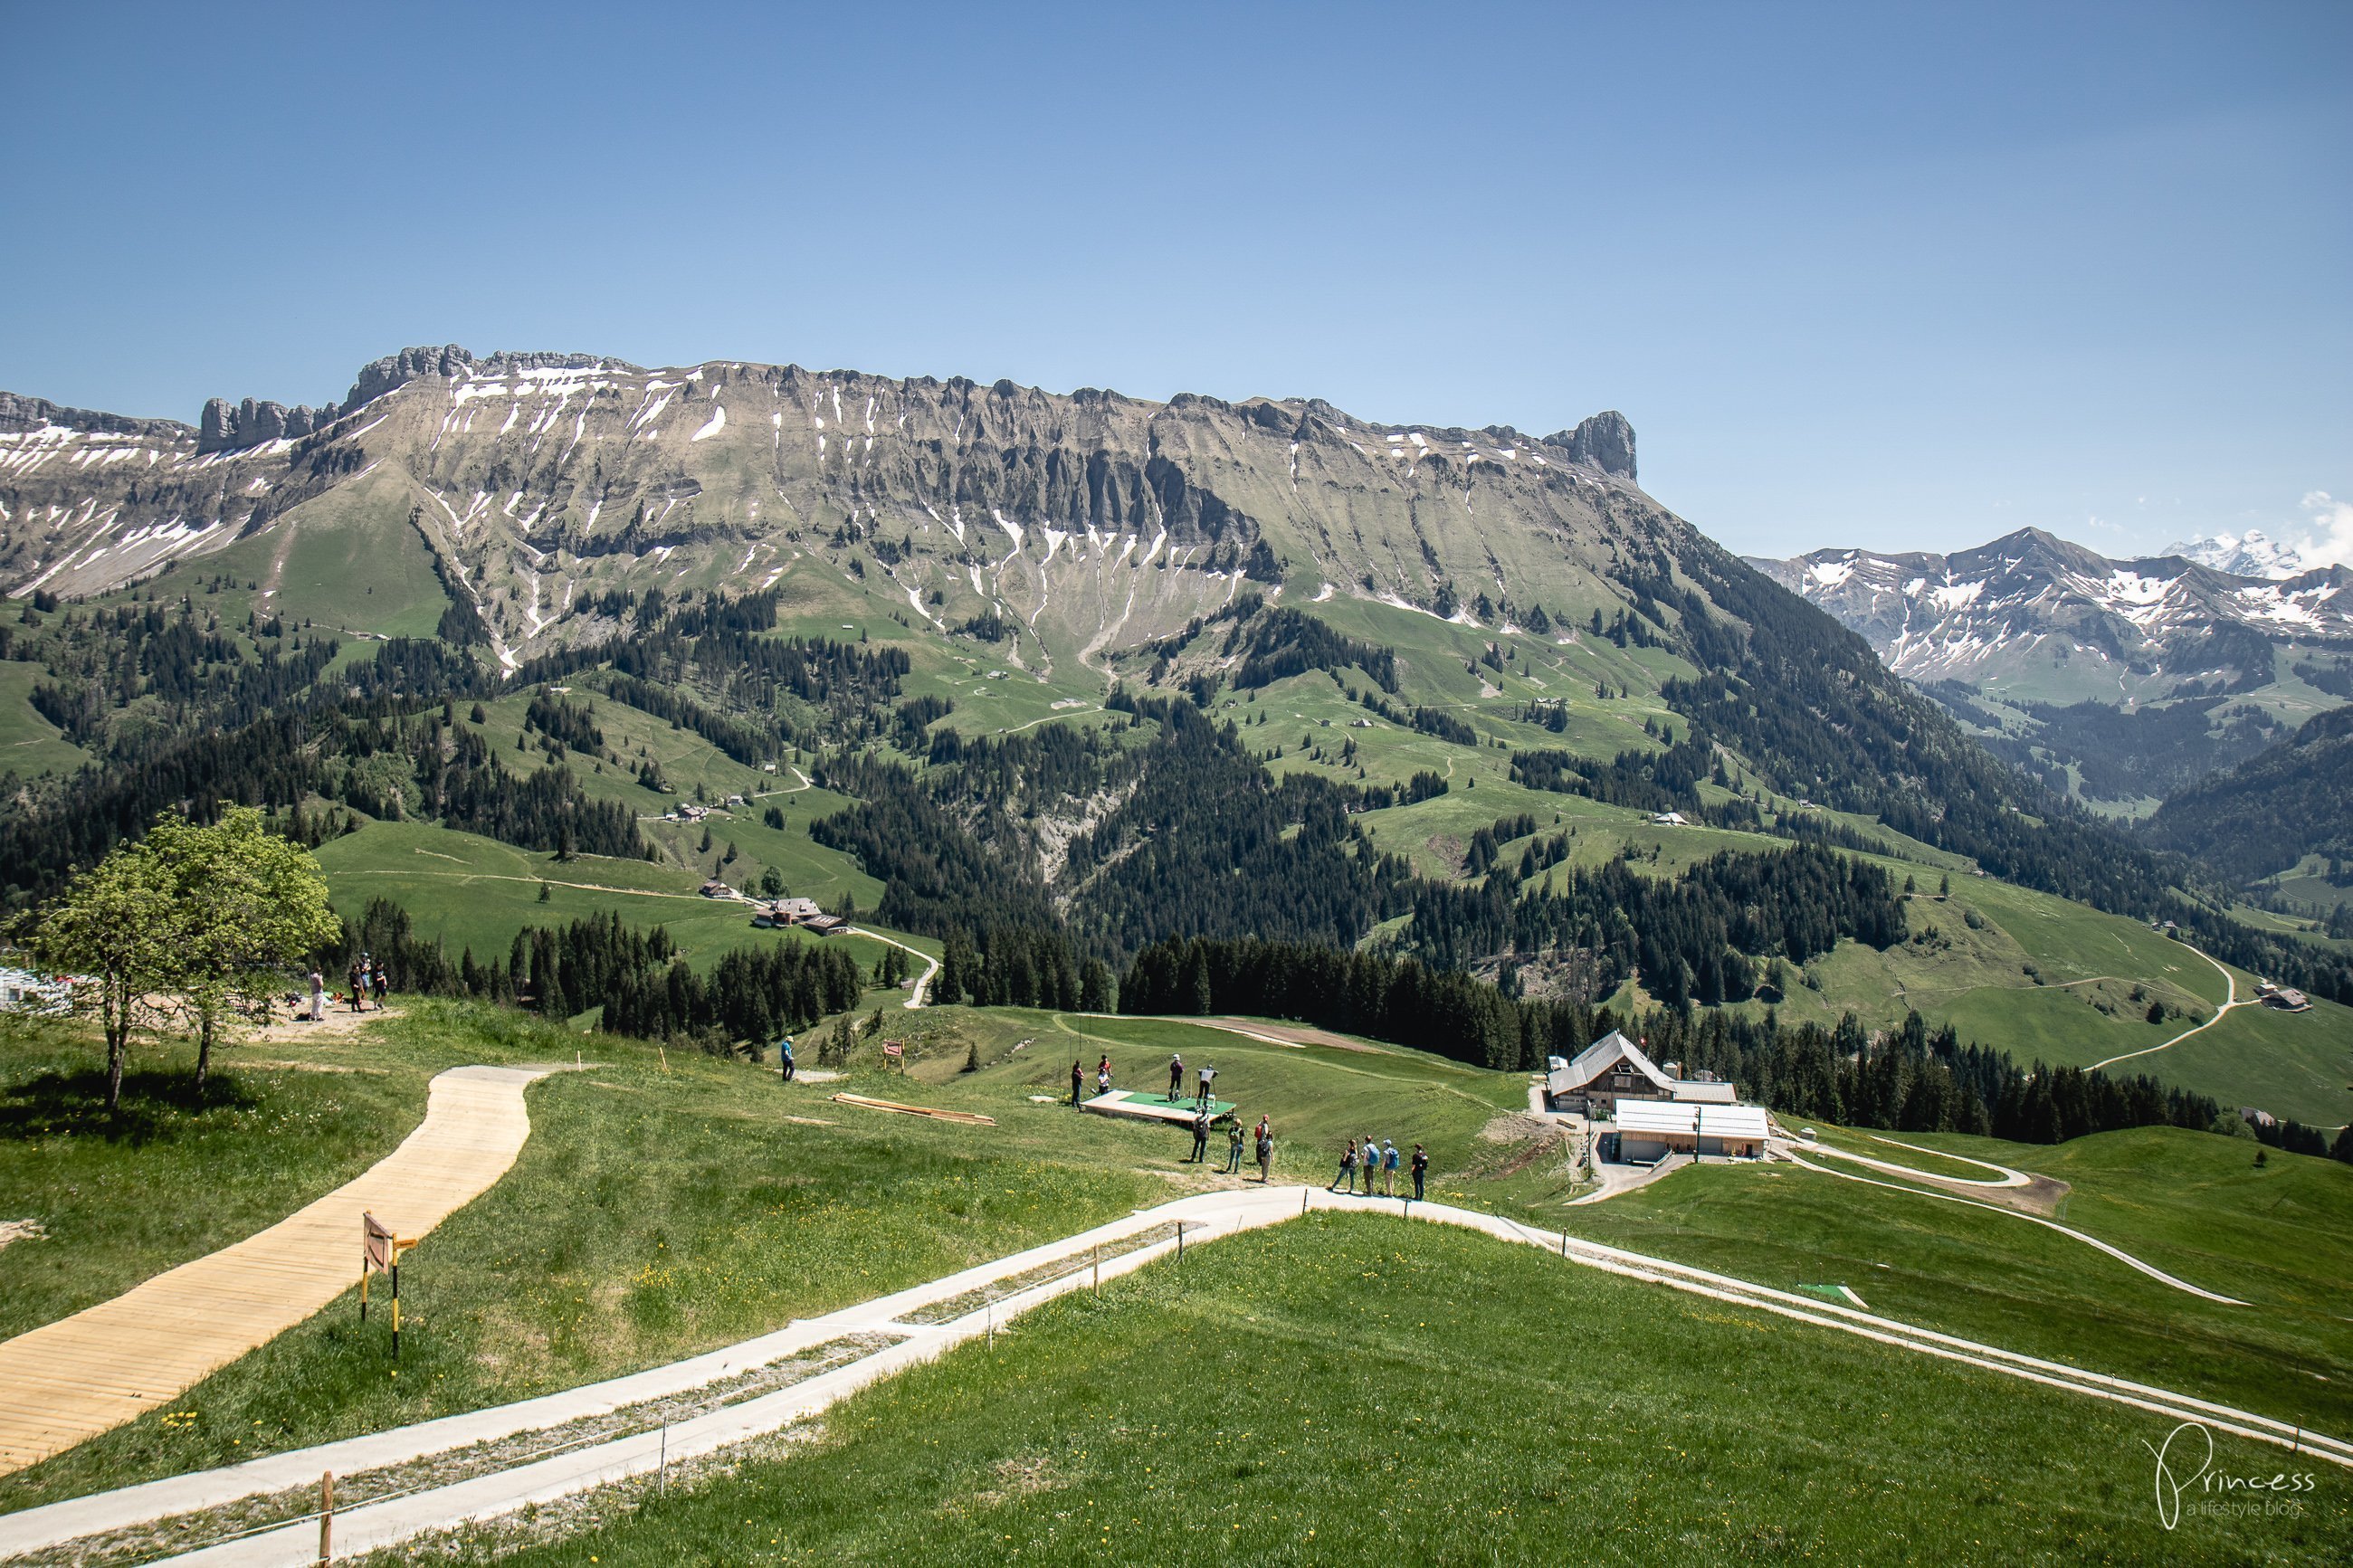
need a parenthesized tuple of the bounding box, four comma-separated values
(1069, 1051, 1429, 1199)
(304, 955, 388, 1021)
(1329, 1136, 1428, 1202)
(1186, 1108, 1275, 1183)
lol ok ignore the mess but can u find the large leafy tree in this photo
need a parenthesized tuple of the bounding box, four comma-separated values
(24, 839, 180, 1111)
(142, 808, 341, 1092)
(29, 807, 339, 1106)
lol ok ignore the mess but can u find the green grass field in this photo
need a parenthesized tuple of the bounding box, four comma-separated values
(455, 1214, 2346, 1567)
(0, 1020, 441, 1343)
(0, 660, 90, 780)
(1567, 1123, 2353, 1434)
(309, 819, 914, 979)
(174, 468, 459, 640)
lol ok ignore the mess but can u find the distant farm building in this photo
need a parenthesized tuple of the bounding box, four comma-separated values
(2255, 982, 2310, 1012)
(1650, 811, 1688, 826)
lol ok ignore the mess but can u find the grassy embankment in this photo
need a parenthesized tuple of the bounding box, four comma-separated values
(438, 1213, 2348, 1567)
(1567, 1121, 2353, 1435)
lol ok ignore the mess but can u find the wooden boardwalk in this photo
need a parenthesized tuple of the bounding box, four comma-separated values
(0, 1064, 558, 1477)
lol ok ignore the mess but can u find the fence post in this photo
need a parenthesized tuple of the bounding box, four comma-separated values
(318, 1470, 333, 1563)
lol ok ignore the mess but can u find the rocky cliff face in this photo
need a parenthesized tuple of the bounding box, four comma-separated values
(194, 346, 641, 453)
(1546, 410, 1636, 481)
(0, 391, 190, 440)
(2, 347, 1673, 677)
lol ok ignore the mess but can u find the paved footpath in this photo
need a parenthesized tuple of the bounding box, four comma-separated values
(0, 1064, 562, 1476)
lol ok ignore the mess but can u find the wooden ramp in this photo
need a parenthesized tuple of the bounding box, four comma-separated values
(0, 1064, 560, 1477)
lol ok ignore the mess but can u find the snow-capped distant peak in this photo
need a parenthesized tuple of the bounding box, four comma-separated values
(2162, 529, 2306, 580)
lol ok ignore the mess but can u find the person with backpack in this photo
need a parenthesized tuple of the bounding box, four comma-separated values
(1382, 1139, 1401, 1196)
(347, 959, 366, 1012)
(370, 962, 389, 1009)
(1329, 1139, 1358, 1193)
(1359, 1133, 1380, 1194)
(1224, 1117, 1245, 1174)
(1254, 1116, 1273, 1183)
(777, 1036, 795, 1081)
(1190, 1107, 1211, 1164)
(1410, 1143, 1429, 1202)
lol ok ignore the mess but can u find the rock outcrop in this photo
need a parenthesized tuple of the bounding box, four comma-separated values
(197, 396, 329, 453)
(196, 346, 645, 454)
(1545, 411, 1636, 481)
(0, 391, 190, 440)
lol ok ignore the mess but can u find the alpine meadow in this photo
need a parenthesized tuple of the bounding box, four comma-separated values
(2, 6, 2348, 1565)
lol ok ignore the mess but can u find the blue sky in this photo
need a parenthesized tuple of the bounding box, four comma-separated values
(2, 1, 2345, 559)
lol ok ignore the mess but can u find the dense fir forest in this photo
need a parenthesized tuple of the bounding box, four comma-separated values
(2143, 704, 2353, 883)
(319, 899, 866, 1054)
(1403, 842, 1905, 1006)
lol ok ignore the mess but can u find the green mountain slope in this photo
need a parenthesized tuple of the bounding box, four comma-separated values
(3, 347, 2348, 1129)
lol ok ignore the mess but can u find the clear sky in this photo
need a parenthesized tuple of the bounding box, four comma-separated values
(3, 1, 2346, 561)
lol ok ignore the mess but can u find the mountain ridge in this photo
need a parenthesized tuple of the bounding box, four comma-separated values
(0, 346, 1652, 685)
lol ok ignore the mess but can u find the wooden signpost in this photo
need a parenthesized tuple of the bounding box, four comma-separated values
(359, 1212, 418, 1358)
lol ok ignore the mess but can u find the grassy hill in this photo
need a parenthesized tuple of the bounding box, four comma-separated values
(4, 1001, 2346, 1535)
(1567, 1122, 2353, 1436)
(406, 1214, 2348, 1566)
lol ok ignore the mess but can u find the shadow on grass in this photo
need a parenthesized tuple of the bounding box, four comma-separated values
(0, 1067, 261, 1145)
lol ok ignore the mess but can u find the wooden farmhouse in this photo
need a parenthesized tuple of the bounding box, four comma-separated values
(1543, 1031, 1736, 1115)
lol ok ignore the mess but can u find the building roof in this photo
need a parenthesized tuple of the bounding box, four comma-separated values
(1698, 1105, 1770, 1141)
(1612, 1100, 1769, 1141)
(1551, 1031, 1677, 1096)
(1669, 1079, 1739, 1104)
(1615, 1099, 1698, 1135)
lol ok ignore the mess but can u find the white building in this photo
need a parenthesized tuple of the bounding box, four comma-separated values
(1614, 1100, 1770, 1162)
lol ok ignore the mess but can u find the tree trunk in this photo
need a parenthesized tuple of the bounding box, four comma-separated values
(195, 1011, 214, 1097)
(104, 974, 129, 1113)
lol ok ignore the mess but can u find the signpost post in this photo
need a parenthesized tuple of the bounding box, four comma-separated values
(359, 1212, 417, 1359)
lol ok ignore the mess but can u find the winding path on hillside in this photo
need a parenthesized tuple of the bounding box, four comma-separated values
(850, 928, 939, 1009)
(5, 1183, 2340, 1566)
(0, 1065, 566, 1478)
(1775, 1146, 2245, 1304)
(1801, 1133, 2032, 1189)
(2087, 941, 2247, 1073)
